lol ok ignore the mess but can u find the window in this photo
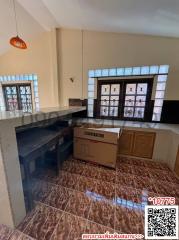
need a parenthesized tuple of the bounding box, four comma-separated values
(97, 79, 153, 121)
(88, 78, 95, 117)
(152, 75, 167, 121)
(0, 74, 39, 112)
(3, 84, 33, 112)
(100, 83, 120, 117)
(124, 83, 148, 119)
(88, 65, 169, 121)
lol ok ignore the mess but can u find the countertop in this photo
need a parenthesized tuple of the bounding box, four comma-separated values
(75, 118, 179, 134)
(0, 106, 86, 127)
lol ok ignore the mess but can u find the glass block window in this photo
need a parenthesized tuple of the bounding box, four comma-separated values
(3, 84, 33, 112)
(99, 83, 120, 117)
(0, 74, 39, 112)
(152, 73, 168, 121)
(88, 77, 95, 117)
(124, 83, 148, 119)
(88, 65, 169, 121)
(109, 68, 117, 76)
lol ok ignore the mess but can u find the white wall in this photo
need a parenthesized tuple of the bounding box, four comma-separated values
(59, 29, 179, 106)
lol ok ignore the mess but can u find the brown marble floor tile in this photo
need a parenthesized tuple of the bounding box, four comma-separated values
(156, 163, 171, 171)
(84, 221, 114, 234)
(146, 188, 179, 205)
(88, 199, 115, 228)
(65, 190, 91, 218)
(17, 208, 37, 232)
(62, 161, 86, 175)
(56, 171, 80, 190)
(155, 180, 176, 196)
(8, 230, 35, 240)
(169, 182, 179, 198)
(75, 175, 97, 193)
(0, 224, 13, 240)
(43, 185, 72, 210)
(115, 206, 144, 234)
(137, 189, 150, 206)
(98, 168, 116, 183)
(24, 204, 62, 240)
(132, 166, 151, 178)
(117, 156, 134, 165)
(175, 197, 179, 205)
(150, 169, 171, 182)
(95, 179, 115, 201)
(116, 172, 136, 188)
(165, 172, 179, 184)
(145, 191, 162, 205)
(129, 158, 146, 167)
(50, 212, 87, 240)
(18, 233, 36, 240)
(82, 164, 102, 180)
(143, 160, 170, 171)
(116, 185, 141, 205)
(31, 179, 55, 203)
(116, 163, 134, 174)
(8, 230, 21, 240)
(134, 176, 158, 193)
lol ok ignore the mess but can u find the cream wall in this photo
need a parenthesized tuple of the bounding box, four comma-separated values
(59, 29, 179, 106)
(1, 28, 179, 107)
(0, 31, 59, 108)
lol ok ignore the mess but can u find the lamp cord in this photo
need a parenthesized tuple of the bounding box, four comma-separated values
(12, 0, 19, 36)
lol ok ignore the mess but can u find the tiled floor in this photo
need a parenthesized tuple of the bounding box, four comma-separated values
(1, 156, 179, 240)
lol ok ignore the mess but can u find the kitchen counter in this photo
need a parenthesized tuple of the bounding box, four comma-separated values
(0, 106, 86, 228)
(75, 118, 179, 134)
(75, 118, 179, 175)
(0, 106, 86, 123)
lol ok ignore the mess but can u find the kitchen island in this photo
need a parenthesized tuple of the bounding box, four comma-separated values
(0, 106, 86, 228)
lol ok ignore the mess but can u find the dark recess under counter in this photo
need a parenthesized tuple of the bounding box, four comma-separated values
(16, 120, 73, 212)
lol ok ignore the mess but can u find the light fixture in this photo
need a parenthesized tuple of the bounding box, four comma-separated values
(10, 0, 27, 49)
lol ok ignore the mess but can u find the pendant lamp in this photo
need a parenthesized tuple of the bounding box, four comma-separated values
(10, 0, 27, 49)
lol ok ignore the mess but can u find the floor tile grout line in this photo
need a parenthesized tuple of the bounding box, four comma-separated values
(38, 171, 149, 210)
(61, 168, 116, 184)
(48, 211, 66, 240)
(40, 167, 177, 208)
(21, 202, 57, 240)
(36, 201, 114, 235)
(15, 230, 36, 240)
(36, 171, 117, 203)
(48, 189, 74, 240)
(46, 192, 72, 240)
(18, 209, 39, 235)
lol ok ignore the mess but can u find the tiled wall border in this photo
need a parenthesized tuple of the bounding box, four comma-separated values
(0, 74, 39, 111)
(88, 65, 169, 121)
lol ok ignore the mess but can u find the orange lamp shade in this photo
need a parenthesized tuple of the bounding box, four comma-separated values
(10, 35, 27, 49)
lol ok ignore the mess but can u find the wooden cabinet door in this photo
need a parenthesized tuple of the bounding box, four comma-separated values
(132, 131, 156, 158)
(118, 130, 134, 155)
(174, 146, 179, 177)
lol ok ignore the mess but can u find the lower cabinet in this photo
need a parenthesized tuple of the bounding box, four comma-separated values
(132, 131, 156, 158)
(118, 130, 156, 159)
(118, 130, 134, 155)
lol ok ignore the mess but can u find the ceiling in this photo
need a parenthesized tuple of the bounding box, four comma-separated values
(1, 0, 179, 55)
